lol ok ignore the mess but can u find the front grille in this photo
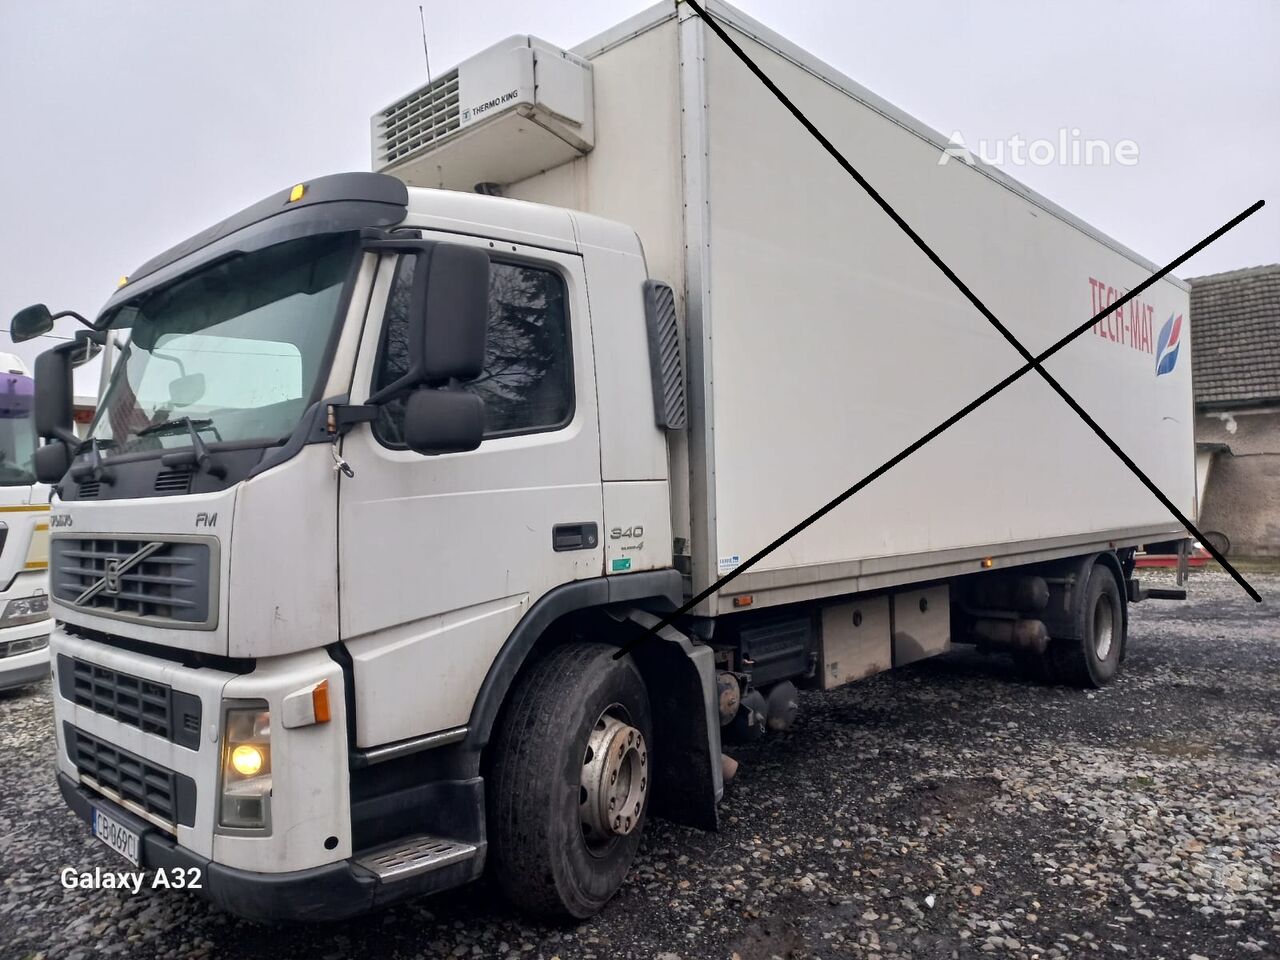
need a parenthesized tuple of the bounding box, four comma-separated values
(57, 655, 201, 749)
(50, 536, 215, 628)
(374, 69, 461, 168)
(65, 723, 196, 828)
(77, 480, 100, 499)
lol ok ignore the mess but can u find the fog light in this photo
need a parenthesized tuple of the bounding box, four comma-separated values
(0, 594, 49, 627)
(219, 702, 272, 832)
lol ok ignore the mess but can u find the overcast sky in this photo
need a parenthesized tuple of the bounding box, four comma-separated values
(1, 0, 1276, 391)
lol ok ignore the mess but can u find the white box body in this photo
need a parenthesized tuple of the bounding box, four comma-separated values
(382, 1, 1194, 617)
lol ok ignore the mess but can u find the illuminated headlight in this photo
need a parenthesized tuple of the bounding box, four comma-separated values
(219, 702, 272, 832)
(0, 594, 49, 627)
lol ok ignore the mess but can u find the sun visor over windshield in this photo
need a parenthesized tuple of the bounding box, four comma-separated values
(98, 172, 408, 322)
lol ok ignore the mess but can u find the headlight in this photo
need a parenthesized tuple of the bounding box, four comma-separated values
(219, 702, 272, 832)
(0, 594, 49, 627)
(0, 634, 47, 659)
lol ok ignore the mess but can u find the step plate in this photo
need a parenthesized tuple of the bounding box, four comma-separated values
(355, 835, 478, 882)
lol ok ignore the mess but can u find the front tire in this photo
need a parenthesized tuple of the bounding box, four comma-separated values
(487, 642, 653, 919)
(1050, 563, 1125, 687)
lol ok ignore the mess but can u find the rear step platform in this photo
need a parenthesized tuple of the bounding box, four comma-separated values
(1127, 578, 1188, 602)
(355, 835, 478, 881)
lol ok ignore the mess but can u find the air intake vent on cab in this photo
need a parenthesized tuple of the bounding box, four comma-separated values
(154, 468, 193, 495)
(372, 35, 594, 192)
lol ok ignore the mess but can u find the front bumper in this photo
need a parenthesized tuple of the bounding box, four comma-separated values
(51, 626, 486, 920)
(0, 619, 50, 691)
(58, 773, 481, 921)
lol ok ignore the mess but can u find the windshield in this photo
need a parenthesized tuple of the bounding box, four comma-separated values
(88, 234, 357, 456)
(0, 372, 37, 485)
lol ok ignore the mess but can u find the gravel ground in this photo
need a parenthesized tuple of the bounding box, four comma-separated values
(1, 568, 1276, 960)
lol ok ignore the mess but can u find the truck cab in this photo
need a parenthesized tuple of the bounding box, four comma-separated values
(28, 174, 702, 920)
(0, 352, 52, 692)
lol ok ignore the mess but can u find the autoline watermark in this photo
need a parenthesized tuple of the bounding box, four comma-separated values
(939, 129, 1139, 167)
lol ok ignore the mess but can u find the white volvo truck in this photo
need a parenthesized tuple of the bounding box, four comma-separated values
(0, 352, 52, 691)
(20, 0, 1194, 921)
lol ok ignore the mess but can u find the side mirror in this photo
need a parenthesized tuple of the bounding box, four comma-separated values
(366, 241, 490, 404)
(33, 347, 75, 443)
(11, 303, 93, 343)
(402, 387, 484, 456)
(32, 331, 102, 484)
(11, 304, 55, 343)
(34, 439, 72, 484)
(419, 243, 490, 382)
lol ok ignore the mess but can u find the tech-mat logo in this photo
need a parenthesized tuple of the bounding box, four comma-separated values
(1154, 313, 1183, 377)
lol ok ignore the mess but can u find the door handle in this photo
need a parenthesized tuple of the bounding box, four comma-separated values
(552, 522, 598, 552)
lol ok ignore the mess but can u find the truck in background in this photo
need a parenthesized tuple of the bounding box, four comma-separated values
(0, 352, 52, 692)
(17, 0, 1193, 922)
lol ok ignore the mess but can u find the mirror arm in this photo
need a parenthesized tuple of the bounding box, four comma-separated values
(364, 376, 416, 407)
(327, 403, 379, 435)
(49, 309, 95, 330)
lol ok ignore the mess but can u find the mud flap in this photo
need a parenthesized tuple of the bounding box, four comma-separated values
(611, 608, 723, 830)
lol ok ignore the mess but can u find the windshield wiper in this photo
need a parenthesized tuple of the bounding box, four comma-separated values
(72, 436, 115, 455)
(146, 416, 228, 479)
(137, 416, 215, 438)
(69, 438, 116, 485)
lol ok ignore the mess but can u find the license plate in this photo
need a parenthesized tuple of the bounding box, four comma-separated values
(91, 807, 141, 867)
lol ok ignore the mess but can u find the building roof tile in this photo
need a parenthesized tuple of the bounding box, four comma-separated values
(1187, 263, 1280, 407)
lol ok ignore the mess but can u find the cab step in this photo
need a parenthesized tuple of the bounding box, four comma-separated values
(354, 834, 478, 881)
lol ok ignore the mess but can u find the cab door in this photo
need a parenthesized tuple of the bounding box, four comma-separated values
(335, 236, 603, 747)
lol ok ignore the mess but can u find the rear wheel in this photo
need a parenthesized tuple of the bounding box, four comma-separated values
(1050, 563, 1125, 687)
(488, 641, 652, 919)
(1012, 647, 1056, 683)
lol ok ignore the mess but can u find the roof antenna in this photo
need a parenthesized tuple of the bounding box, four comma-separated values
(418, 5, 434, 86)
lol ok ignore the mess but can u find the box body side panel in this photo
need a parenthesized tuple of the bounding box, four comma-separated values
(701, 22, 1193, 609)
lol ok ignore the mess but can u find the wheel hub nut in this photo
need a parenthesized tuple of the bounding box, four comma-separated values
(581, 713, 648, 839)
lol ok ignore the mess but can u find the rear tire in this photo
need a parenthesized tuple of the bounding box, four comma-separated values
(1049, 563, 1125, 688)
(487, 642, 652, 919)
(1012, 648, 1056, 683)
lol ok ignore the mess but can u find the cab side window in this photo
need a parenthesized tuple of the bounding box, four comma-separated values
(373, 256, 574, 447)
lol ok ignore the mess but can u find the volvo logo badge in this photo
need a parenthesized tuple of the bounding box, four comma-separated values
(73, 542, 165, 607)
(103, 559, 122, 595)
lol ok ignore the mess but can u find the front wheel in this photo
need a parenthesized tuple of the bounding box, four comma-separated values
(1050, 562, 1125, 687)
(487, 641, 652, 919)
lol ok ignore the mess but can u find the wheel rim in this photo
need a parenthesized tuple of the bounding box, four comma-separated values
(1093, 594, 1115, 660)
(580, 704, 648, 852)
